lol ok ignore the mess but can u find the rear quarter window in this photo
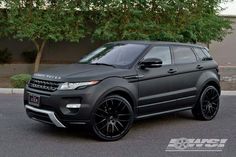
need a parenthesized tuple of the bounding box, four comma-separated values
(202, 48, 211, 58)
(194, 48, 207, 60)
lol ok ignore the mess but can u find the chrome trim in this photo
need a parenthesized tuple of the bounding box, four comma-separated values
(135, 75, 144, 78)
(136, 106, 193, 119)
(138, 95, 196, 108)
(25, 105, 66, 128)
(124, 75, 144, 79)
(69, 122, 87, 125)
(66, 104, 81, 109)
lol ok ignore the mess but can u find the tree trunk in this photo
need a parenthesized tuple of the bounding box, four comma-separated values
(33, 40, 46, 73)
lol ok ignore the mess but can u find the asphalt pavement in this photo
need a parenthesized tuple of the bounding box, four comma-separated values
(0, 94, 235, 157)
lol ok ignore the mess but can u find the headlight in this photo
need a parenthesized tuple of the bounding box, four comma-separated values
(58, 81, 99, 90)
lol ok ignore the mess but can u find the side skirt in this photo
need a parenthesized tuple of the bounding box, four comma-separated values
(136, 106, 193, 119)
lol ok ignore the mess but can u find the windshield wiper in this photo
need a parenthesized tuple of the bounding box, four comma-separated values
(90, 63, 116, 68)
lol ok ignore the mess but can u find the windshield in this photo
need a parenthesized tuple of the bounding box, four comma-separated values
(79, 43, 147, 68)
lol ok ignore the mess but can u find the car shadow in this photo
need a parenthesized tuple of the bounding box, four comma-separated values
(29, 123, 96, 142)
(133, 110, 196, 128)
(28, 110, 196, 141)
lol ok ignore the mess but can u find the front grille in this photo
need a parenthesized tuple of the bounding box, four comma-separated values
(28, 78, 60, 92)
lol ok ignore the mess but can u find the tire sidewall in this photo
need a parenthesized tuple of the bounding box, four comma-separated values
(90, 95, 134, 141)
(200, 86, 220, 120)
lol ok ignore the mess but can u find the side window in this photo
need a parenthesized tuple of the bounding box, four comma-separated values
(202, 48, 211, 58)
(194, 48, 207, 60)
(143, 46, 172, 65)
(173, 46, 197, 64)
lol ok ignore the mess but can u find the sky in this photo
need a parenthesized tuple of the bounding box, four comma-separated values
(221, 0, 236, 16)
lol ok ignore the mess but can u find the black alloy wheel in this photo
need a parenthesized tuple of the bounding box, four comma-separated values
(192, 86, 220, 120)
(91, 95, 134, 141)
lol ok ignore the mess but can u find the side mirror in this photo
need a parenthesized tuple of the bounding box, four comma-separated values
(140, 58, 163, 68)
(202, 57, 213, 61)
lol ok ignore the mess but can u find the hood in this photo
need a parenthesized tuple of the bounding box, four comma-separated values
(32, 64, 136, 82)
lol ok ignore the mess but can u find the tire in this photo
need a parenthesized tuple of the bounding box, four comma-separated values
(192, 86, 220, 120)
(90, 95, 134, 141)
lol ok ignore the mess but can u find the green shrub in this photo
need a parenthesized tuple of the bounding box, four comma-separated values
(0, 48, 12, 64)
(10, 74, 31, 88)
(21, 50, 37, 63)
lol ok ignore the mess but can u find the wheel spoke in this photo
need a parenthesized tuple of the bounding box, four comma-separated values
(97, 108, 108, 115)
(211, 95, 218, 101)
(118, 119, 130, 122)
(99, 123, 107, 131)
(118, 113, 130, 117)
(96, 118, 106, 125)
(115, 101, 122, 110)
(211, 102, 218, 107)
(119, 103, 126, 112)
(116, 120, 124, 128)
(95, 113, 106, 118)
(111, 124, 115, 133)
(114, 124, 119, 132)
(106, 123, 110, 135)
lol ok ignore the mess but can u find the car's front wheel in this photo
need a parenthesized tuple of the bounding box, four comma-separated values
(192, 86, 220, 120)
(90, 95, 134, 141)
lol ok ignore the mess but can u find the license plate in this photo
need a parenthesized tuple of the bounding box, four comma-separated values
(28, 93, 40, 107)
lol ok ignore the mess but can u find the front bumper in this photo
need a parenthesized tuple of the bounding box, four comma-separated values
(25, 105, 66, 128)
(24, 85, 99, 127)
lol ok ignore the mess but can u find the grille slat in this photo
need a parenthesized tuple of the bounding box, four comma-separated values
(28, 78, 60, 92)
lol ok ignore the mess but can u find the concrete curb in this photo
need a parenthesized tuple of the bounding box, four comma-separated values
(221, 91, 236, 96)
(0, 88, 236, 95)
(0, 88, 24, 94)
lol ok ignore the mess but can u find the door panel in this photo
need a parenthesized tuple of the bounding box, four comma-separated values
(171, 46, 202, 108)
(170, 63, 200, 108)
(136, 46, 178, 116)
(137, 65, 178, 115)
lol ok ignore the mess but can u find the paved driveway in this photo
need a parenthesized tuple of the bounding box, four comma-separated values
(0, 94, 235, 157)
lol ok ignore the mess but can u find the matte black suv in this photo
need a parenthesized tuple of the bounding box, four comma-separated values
(24, 41, 220, 141)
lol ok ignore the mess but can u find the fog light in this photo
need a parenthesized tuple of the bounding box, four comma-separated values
(66, 104, 81, 109)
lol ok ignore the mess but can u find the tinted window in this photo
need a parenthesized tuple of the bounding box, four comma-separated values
(194, 48, 207, 60)
(202, 48, 211, 58)
(144, 46, 171, 65)
(80, 44, 147, 67)
(173, 46, 196, 64)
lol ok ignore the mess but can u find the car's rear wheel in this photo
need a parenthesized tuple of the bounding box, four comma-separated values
(192, 86, 220, 120)
(90, 95, 134, 141)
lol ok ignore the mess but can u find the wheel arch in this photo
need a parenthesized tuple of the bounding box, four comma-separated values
(196, 79, 221, 103)
(106, 90, 135, 108)
(93, 86, 138, 116)
(196, 70, 220, 93)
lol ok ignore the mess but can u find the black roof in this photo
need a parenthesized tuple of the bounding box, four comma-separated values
(111, 40, 205, 48)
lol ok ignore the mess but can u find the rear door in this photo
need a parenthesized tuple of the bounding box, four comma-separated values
(170, 46, 202, 108)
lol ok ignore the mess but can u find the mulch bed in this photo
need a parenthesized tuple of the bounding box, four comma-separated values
(0, 77, 11, 88)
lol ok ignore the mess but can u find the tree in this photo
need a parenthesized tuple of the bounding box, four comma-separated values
(1, 0, 232, 72)
(91, 0, 232, 43)
(4, 0, 85, 72)
(0, 1, 8, 38)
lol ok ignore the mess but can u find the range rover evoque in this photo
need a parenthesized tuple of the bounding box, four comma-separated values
(24, 41, 221, 141)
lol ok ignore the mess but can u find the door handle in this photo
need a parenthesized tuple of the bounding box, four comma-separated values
(168, 69, 177, 74)
(196, 65, 203, 69)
